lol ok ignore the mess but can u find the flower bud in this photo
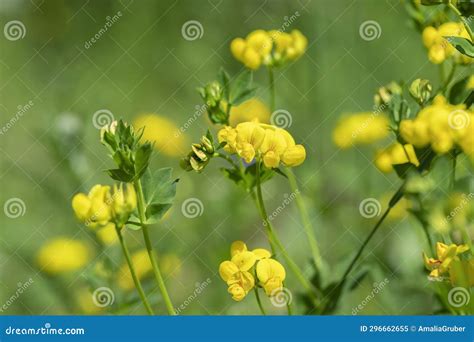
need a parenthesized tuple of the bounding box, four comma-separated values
(409, 79, 432, 105)
(282, 145, 306, 167)
(374, 81, 402, 107)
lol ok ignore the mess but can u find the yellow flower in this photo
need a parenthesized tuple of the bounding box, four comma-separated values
(77, 288, 103, 314)
(256, 258, 286, 296)
(229, 98, 270, 127)
(133, 114, 187, 157)
(422, 23, 472, 64)
(374, 143, 420, 173)
(332, 112, 389, 149)
(399, 95, 473, 156)
(218, 122, 306, 168)
(111, 183, 137, 219)
(230, 29, 307, 70)
(423, 242, 469, 278)
(96, 222, 118, 246)
(37, 238, 90, 274)
(72, 184, 112, 228)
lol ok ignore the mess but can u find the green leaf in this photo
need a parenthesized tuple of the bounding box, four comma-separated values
(229, 70, 253, 104)
(449, 76, 470, 104)
(230, 87, 258, 106)
(220, 167, 245, 189)
(113, 150, 134, 174)
(134, 143, 153, 179)
(218, 68, 230, 101)
(106, 168, 134, 182)
(444, 36, 474, 58)
(141, 168, 178, 221)
(393, 162, 417, 179)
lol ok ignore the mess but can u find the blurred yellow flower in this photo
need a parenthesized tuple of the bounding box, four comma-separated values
(229, 98, 270, 127)
(218, 122, 306, 168)
(37, 238, 90, 274)
(77, 288, 102, 314)
(399, 95, 473, 156)
(332, 112, 389, 149)
(374, 143, 420, 173)
(423, 242, 469, 278)
(133, 114, 187, 157)
(230, 29, 307, 70)
(422, 23, 472, 64)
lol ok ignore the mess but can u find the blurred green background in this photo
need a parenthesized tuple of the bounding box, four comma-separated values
(0, 0, 468, 315)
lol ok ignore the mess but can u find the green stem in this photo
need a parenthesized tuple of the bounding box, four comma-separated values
(268, 67, 276, 112)
(115, 225, 154, 315)
(337, 185, 404, 289)
(254, 286, 266, 315)
(254, 159, 320, 305)
(134, 179, 176, 315)
(285, 167, 323, 271)
(451, 152, 457, 190)
(448, 1, 474, 42)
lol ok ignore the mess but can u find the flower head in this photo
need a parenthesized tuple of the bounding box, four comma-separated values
(37, 238, 90, 274)
(422, 23, 472, 64)
(423, 242, 469, 278)
(218, 240, 286, 301)
(374, 143, 420, 173)
(231, 29, 307, 70)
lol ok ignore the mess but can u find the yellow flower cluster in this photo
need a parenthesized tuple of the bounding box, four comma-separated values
(218, 121, 306, 168)
(332, 112, 389, 149)
(399, 95, 474, 157)
(230, 29, 307, 70)
(219, 241, 286, 301)
(37, 238, 90, 274)
(422, 23, 472, 64)
(423, 242, 469, 278)
(72, 184, 137, 228)
(374, 143, 420, 173)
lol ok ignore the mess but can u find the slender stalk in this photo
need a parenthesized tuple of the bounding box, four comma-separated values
(336, 185, 404, 289)
(254, 287, 266, 315)
(267, 67, 276, 112)
(448, 1, 474, 42)
(254, 159, 320, 305)
(134, 179, 176, 315)
(115, 225, 154, 315)
(285, 167, 323, 271)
